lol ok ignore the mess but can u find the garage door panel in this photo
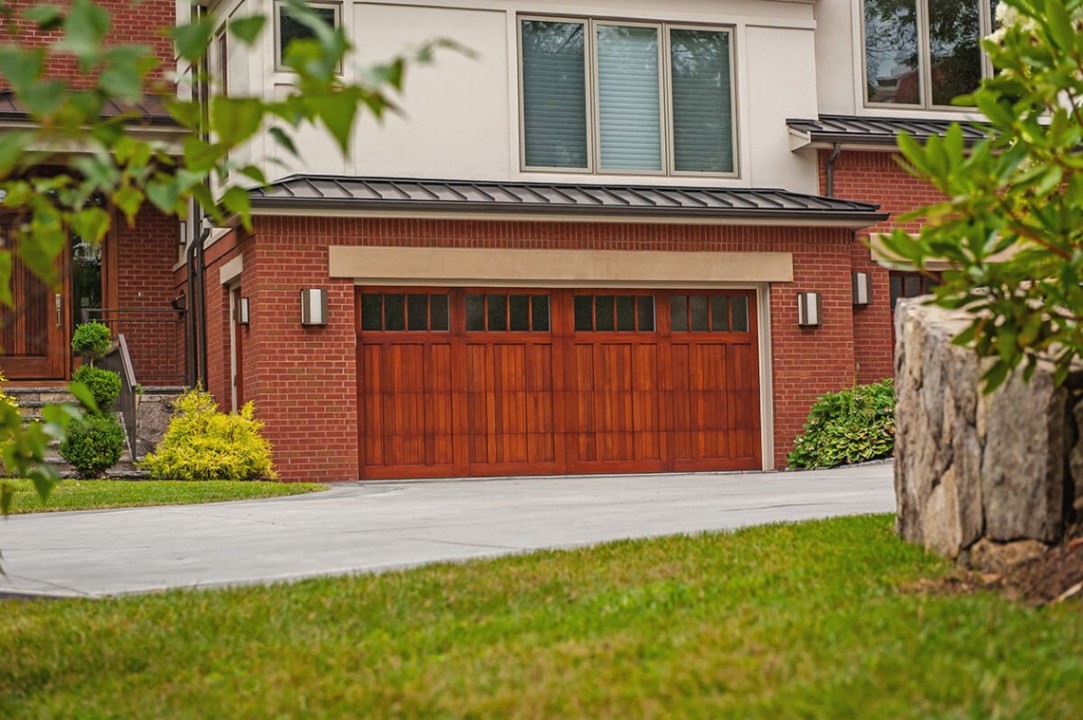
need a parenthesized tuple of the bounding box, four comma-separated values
(358, 288, 761, 479)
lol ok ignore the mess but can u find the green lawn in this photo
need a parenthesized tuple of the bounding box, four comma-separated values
(2, 515, 1081, 718)
(1, 479, 326, 514)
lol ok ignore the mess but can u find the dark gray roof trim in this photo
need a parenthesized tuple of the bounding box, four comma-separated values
(788, 114, 991, 146)
(249, 175, 888, 223)
(0, 91, 177, 126)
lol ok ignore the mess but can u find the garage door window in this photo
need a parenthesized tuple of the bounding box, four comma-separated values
(671, 294, 749, 333)
(361, 292, 450, 331)
(466, 293, 550, 332)
(574, 295, 655, 332)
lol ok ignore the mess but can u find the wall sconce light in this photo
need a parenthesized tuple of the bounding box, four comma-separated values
(852, 272, 872, 306)
(797, 292, 822, 327)
(236, 296, 249, 326)
(301, 288, 328, 326)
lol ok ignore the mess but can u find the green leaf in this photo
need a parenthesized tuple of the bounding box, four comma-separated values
(0, 251, 11, 307)
(22, 4, 65, 31)
(238, 165, 268, 185)
(0, 132, 34, 175)
(70, 207, 112, 245)
(312, 89, 360, 155)
(68, 381, 100, 416)
(19, 80, 67, 118)
(211, 97, 264, 146)
(99, 45, 156, 102)
(229, 15, 266, 45)
(112, 185, 144, 223)
(268, 127, 298, 157)
(0, 46, 45, 92)
(57, 0, 111, 69)
(183, 137, 224, 174)
(220, 186, 252, 230)
(1045, 0, 1076, 50)
(145, 178, 182, 214)
(165, 98, 202, 129)
(171, 17, 216, 62)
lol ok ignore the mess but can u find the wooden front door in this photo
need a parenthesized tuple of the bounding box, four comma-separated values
(0, 254, 67, 380)
(357, 288, 762, 480)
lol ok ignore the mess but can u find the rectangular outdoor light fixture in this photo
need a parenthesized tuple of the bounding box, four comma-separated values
(301, 288, 328, 326)
(797, 292, 822, 327)
(852, 272, 872, 306)
(235, 296, 249, 326)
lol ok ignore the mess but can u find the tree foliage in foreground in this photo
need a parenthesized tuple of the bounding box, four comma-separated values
(0, 0, 454, 510)
(880, 0, 1083, 391)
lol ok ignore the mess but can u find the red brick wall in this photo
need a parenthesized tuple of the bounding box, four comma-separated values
(1, 1, 176, 87)
(200, 230, 248, 408)
(220, 217, 858, 481)
(820, 150, 944, 383)
(113, 205, 184, 386)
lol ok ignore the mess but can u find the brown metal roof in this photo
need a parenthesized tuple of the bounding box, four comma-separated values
(0, 91, 177, 126)
(787, 114, 991, 147)
(248, 175, 888, 224)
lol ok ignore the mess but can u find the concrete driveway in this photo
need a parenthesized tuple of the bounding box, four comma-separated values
(0, 463, 894, 599)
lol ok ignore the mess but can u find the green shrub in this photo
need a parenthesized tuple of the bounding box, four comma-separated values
(787, 379, 895, 470)
(71, 321, 113, 364)
(72, 365, 121, 414)
(142, 388, 276, 481)
(60, 414, 126, 479)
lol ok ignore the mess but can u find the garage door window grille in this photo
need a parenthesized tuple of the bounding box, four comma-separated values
(361, 292, 450, 331)
(465, 293, 550, 332)
(670, 294, 749, 333)
(574, 295, 655, 332)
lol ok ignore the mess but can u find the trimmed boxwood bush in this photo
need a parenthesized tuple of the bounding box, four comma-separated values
(72, 365, 121, 414)
(787, 379, 895, 470)
(142, 388, 275, 481)
(71, 321, 113, 364)
(60, 414, 126, 479)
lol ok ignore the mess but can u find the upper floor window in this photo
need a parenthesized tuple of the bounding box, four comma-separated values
(519, 18, 736, 176)
(276, 1, 340, 70)
(863, 0, 997, 109)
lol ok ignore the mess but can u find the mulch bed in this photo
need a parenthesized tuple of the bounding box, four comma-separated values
(909, 538, 1083, 607)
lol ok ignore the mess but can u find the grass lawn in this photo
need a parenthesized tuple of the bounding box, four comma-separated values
(1, 479, 327, 514)
(2, 514, 1081, 718)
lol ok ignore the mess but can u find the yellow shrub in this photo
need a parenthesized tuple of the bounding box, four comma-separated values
(141, 388, 276, 481)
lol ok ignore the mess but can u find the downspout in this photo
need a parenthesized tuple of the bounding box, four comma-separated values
(184, 0, 211, 387)
(186, 228, 210, 386)
(825, 142, 843, 197)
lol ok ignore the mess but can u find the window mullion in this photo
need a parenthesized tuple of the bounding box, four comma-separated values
(588, 19, 600, 174)
(917, 0, 932, 109)
(660, 23, 672, 176)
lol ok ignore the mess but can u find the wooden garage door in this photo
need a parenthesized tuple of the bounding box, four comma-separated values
(357, 288, 760, 479)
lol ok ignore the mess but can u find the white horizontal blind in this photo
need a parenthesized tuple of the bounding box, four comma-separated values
(671, 29, 734, 173)
(521, 20, 589, 169)
(596, 24, 662, 172)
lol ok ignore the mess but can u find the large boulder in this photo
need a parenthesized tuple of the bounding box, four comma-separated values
(894, 301, 1083, 563)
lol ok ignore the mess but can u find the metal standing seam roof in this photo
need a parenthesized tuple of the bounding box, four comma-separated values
(247, 175, 889, 223)
(787, 114, 992, 147)
(0, 91, 177, 126)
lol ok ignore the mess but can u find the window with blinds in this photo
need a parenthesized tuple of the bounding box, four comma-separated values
(519, 17, 736, 176)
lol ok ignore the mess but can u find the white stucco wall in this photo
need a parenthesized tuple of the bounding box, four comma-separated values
(209, 0, 827, 192)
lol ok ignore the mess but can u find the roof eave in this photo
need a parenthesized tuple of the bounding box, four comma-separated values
(246, 196, 889, 229)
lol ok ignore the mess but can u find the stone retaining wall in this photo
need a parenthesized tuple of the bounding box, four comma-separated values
(894, 301, 1083, 569)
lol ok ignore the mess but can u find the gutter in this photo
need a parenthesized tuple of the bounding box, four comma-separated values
(245, 197, 890, 226)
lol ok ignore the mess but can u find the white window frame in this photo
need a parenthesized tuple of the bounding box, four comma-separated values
(274, 0, 342, 72)
(860, 0, 997, 112)
(518, 15, 739, 179)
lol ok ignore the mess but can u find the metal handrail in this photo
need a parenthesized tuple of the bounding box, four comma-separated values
(100, 335, 138, 459)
